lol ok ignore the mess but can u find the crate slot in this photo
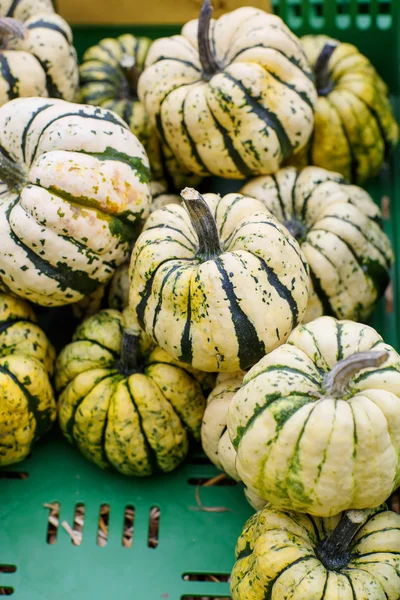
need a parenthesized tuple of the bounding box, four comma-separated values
(45, 502, 60, 545)
(187, 477, 237, 486)
(181, 596, 229, 599)
(148, 506, 160, 549)
(0, 588, 13, 596)
(122, 505, 135, 548)
(97, 504, 110, 547)
(71, 503, 85, 546)
(182, 573, 230, 582)
(188, 455, 212, 465)
(0, 567, 16, 574)
(0, 471, 28, 480)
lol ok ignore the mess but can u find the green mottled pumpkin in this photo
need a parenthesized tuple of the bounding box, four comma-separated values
(231, 504, 400, 600)
(242, 166, 394, 322)
(0, 291, 56, 466)
(56, 308, 207, 476)
(0, 97, 151, 306)
(130, 187, 309, 372)
(288, 35, 399, 184)
(228, 316, 400, 516)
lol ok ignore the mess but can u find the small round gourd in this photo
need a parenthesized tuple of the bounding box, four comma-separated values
(0, 97, 151, 306)
(202, 372, 265, 511)
(242, 166, 394, 322)
(288, 35, 399, 184)
(228, 316, 400, 516)
(139, 0, 317, 179)
(0, 0, 79, 106)
(231, 504, 400, 600)
(129, 187, 309, 372)
(56, 308, 207, 476)
(0, 292, 56, 466)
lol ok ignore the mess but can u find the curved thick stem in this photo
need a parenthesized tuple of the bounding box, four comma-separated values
(316, 509, 368, 570)
(324, 350, 388, 397)
(314, 42, 338, 96)
(0, 17, 25, 42)
(118, 330, 140, 376)
(181, 187, 222, 261)
(0, 153, 27, 191)
(198, 0, 220, 79)
(120, 53, 140, 98)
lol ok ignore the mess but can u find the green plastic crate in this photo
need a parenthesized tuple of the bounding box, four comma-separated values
(1, 1, 399, 598)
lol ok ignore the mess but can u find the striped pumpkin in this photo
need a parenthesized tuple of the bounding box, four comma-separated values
(129, 188, 309, 372)
(202, 372, 266, 511)
(138, 0, 317, 179)
(0, 291, 56, 466)
(0, 97, 151, 307)
(242, 166, 394, 323)
(232, 504, 400, 600)
(288, 35, 399, 184)
(228, 316, 400, 516)
(56, 308, 207, 476)
(0, 0, 78, 106)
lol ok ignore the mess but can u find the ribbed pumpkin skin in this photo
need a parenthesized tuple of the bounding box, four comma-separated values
(228, 316, 400, 516)
(0, 97, 151, 306)
(231, 504, 400, 600)
(56, 309, 207, 476)
(0, 0, 79, 105)
(129, 192, 309, 372)
(242, 166, 394, 323)
(0, 292, 55, 374)
(139, 8, 317, 179)
(0, 292, 56, 465)
(289, 35, 399, 184)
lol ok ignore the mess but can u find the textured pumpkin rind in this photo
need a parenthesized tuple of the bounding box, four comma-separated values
(0, 353, 56, 466)
(56, 309, 206, 475)
(139, 8, 317, 178)
(0, 292, 55, 374)
(0, 0, 79, 105)
(241, 166, 394, 322)
(288, 35, 399, 184)
(0, 97, 151, 306)
(231, 504, 400, 600)
(228, 316, 400, 516)
(129, 192, 309, 372)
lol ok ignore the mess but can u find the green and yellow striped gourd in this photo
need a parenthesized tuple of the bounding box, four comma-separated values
(232, 504, 400, 600)
(0, 97, 151, 306)
(0, 291, 56, 466)
(242, 166, 394, 323)
(228, 316, 400, 516)
(288, 35, 399, 184)
(138, 0, 317, 179)
(56, 308, 207, 476)
(129, 187, 309, 372)
(0, 0, 78, 106)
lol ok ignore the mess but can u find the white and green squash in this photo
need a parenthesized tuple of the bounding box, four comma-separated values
(138, 0, 317, 178)
(0, 291, 56, 466)
(232, 504, 400, 600)
(228, 316, 400, 516)
(0, 0, 79, 105)
(0, 97, 151, 306)
(129, 187, 309, 372)
(56, 308, 207, 476)
(242, 166, 394, 322)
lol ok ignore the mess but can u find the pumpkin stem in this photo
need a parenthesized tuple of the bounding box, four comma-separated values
(181, 187, 222, 261)
(0, 17, 25, 44)
(316, 509, 369, 570)
(314, 42, 338, 96)
(0, 152, 27, 192)
(324, 349, 388, 397)
(119, 330, 141, 375)
(198, 0, 220, 79)
(120, 54, 140, 98)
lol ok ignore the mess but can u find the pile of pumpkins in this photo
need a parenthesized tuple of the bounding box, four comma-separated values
(0, 0, 400, 597)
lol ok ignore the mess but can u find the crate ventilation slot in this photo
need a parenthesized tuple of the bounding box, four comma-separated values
(0, 566, 16, 597)
(0, 471, 28, 479)
(187, 477, 236, 487)
(0, 588, 13, 596)
(181, 596, 229, 599)
(182, 573, 230, 582)
(45, 502, 60, 545)
(97, 504, 110, 547)
(123, 505, 135, 548)
(71, 503, 85, 546)
(148, 506, 160, 549)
